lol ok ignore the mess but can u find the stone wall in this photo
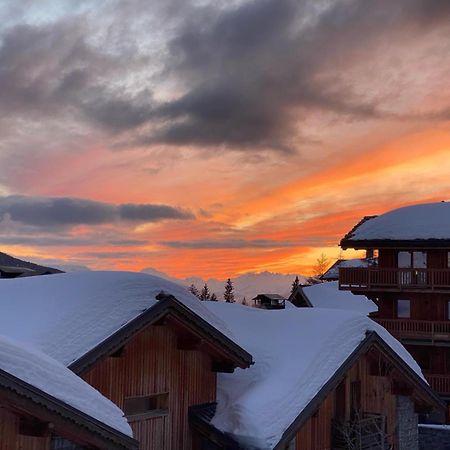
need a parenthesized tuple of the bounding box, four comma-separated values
(397, 395, 418, 450)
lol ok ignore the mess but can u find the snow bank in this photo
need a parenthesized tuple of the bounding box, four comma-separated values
(0, 271, 235, 366)
(348, 202, 450, 241)
(0, 334, 131, 435)
(303, 281, 377, 314)
(204, 303, 424, 449)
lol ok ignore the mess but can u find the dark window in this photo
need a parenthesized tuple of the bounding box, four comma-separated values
(397, 299, 410, 318)
(350, 381, 361, 416)
(335, 380, 346, 421)
(123, 393, 169, 420)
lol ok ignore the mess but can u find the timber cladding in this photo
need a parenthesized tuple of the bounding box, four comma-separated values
(82, 324, 217, 450)
(295, 354, 398, 450)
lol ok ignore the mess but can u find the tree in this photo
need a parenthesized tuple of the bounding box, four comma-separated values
(290, 275, 300, 295)
(199, 283, 211, 301)
(313, 253, 329, 277)
(210, 293, 218, 301)
(188, 283, 200, 298)
(242, 296, 247, 306)
(223, 278, 235, 303)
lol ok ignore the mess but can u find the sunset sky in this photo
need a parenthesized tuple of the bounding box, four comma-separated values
(0, 0, 449, 278)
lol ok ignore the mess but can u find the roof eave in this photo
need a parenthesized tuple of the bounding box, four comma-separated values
(0, 368, 138, 450)
(69, 295, 253, 375)
(273, 331, 444, 450)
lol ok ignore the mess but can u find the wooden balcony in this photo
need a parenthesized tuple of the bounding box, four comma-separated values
(375, 318, 450, 344)
(426, 375, 450, 397)
(339, 267, 450, 293)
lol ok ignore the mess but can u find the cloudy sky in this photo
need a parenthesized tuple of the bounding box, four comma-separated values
(0, 0, 449, 278)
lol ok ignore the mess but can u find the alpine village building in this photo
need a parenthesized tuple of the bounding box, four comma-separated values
(339, 201, 450, 419)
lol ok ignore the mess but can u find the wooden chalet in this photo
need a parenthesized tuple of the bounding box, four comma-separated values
(253, 293, 286, 309)
(321, 258, 377, 281)
(339, 202, 450, 412)
(0, 272, 252, 450)
(190, 302, 444, 450)
(0, 337, 137, 450)
(288, 281, 377, 315)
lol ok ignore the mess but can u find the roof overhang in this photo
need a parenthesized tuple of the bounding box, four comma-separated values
(69, 294, 253, 375)
(0, 368, 138, 450)
(273, 331, 444, 450)
(341, 238, 450, 250)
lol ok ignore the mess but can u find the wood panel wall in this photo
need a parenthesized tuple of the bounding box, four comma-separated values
(82, 324, 217, 450)
(294, 354, 398, 450)
(0, 407, 19, 450)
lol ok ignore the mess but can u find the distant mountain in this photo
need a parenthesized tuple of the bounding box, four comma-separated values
(141, 267, 308, 303)
(0, 252, 63, 275)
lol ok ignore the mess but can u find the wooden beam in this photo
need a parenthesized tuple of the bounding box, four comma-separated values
(212, 361, 235, 373)
(391, 381, 413, 396)
(19, 417, 52, 437)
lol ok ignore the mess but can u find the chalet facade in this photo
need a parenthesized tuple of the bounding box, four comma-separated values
(253, 293, 286, 309)
(192, 302, 443, 450)
(339, 202, 450, 412)
(0, 272, 252, 450)
(0, 336, 137, 450)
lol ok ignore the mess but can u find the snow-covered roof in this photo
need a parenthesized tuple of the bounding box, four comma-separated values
(302, 281, 377, 314)
(0, 271, 236, 367)
(322, 258, 376, 280)
(343, 202, 450, 243)
(204, 302, 422, 449)
(0, 334, 131, 436)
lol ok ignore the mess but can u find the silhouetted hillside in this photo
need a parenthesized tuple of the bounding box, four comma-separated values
(0, 252, 63, 275)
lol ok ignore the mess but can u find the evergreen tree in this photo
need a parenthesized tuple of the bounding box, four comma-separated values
(199, 283, 211, 301)
(242, 296, 247, 306)
(210, 293, 218, 301)
(290, 275, 300, 295)
(188, 283, 200, 298)
(223, 278, 235, 303)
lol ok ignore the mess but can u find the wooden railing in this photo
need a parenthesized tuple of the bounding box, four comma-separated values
(375, 319, 450, 343)
(339, 267, 450, 292)
(426, 375, 450, 396)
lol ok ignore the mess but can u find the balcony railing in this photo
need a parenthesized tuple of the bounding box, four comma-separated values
(339, 267, 450, 292)
(375, 318, 450, 343)
(426, 375, 450, 396)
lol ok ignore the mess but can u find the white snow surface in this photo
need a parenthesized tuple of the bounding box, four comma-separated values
(0, 271, 235, 366)
(204, 302, 424, 450)
(323, 258, 376, 280)
(0, 334, 132, 435)
(303, 281, 377, 314)
(349, 202, 450, 241)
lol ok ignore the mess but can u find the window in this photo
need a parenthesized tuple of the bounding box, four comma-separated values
(397, 299, 411, 318)
(398, 251, 427, 268)
(123, 393, 169, 420)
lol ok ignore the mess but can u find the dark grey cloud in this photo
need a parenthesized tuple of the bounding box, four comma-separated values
(142, 0, 450, 151)
(162, 239, 298, 249)
(0, 0, 449, 159)
(0, 195, 193, 228)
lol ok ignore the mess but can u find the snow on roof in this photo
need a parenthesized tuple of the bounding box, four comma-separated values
(204, 302, 423, 449)
(302, 281, 377, 314)
(322, 258, 376, 280)
(346, 202, 450, 241)
(0, 271, 235, 367)
(0, 334, 131, 435)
